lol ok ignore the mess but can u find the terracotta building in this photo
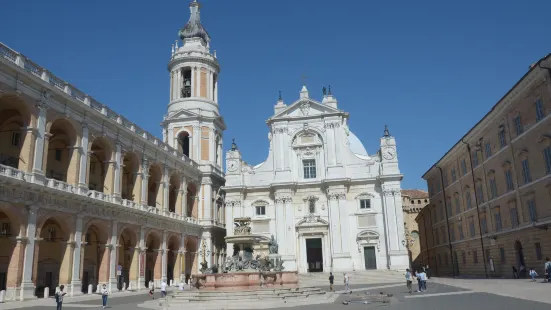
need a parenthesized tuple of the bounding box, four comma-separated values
(401, 190, 429, 268)
(419, 54, 551, 278)
(0, 1, 228, 301)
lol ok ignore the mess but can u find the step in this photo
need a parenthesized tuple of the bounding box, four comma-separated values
(172, 287, 322, 298)
(181, 291, 326, 302)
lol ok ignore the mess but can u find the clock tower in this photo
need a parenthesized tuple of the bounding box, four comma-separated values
(380, 125, 399, 176)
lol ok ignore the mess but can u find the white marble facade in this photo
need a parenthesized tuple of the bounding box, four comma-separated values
(223, 86, 409, 273)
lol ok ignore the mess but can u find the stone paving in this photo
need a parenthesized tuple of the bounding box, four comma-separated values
(4, 275, 551, 310)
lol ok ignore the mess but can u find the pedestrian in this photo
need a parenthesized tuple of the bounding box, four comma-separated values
(148, 282, 155, 299)
(419, 269, 427, 292)
(343, 273, 350, 294)
(160, 280, 167, 298)
(426, 265, 431, 279)
(414, 270, 421, 292)
(179, 281, 184, 291)
(545, 258, 551, 283)
(519, 265, 526, 278)
(100, 284, 109, 309)
(529, 268, 538, 282)
(512, 266, 518, 279)
(55, 285, 67, 310)
(329, 272, 334, 291)
(405, 269, 413, 293)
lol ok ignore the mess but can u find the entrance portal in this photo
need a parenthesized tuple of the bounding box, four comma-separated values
(306, 238, 323, 272)
(363, 247, 377, 269)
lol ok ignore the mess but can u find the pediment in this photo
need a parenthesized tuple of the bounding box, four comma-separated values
(296, 214, 329, 228)
(270, 98, 342, 120)
(165, 109, 199, 121)
(357, 230, 380, 241)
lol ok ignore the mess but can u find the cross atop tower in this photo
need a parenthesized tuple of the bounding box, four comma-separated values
(301, 74, 308, 86)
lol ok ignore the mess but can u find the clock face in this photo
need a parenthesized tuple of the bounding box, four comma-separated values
(227, 160, 238, 172)
(382, 147, 396, 160)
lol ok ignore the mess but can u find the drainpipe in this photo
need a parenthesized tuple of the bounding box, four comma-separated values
(436, 166, 456, 277)
(461, 139, 489, 278)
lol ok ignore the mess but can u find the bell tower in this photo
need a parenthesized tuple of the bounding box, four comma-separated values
(162, 0, 225, 168)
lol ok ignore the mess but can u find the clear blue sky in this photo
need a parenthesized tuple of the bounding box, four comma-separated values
(2, 0, 551, 190)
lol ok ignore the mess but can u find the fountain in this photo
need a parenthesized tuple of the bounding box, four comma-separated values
(191, 217, 298, 290)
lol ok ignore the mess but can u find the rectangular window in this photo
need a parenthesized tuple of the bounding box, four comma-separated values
(499, 247, 506, 263)
(462, 251, 466, 265)
(489, 178, 498, 199)
(450, 224, 456, 242)
(303, 159, 316, 179)
(472, 151, 479, 167)
(510, 207, 519, 228)
(55, 149, 62, 162)
(360, 199, 371, 209)
(440, 205, 445, 222)
(255, 205, 266, 216)
(485, 142, 492, 159)
(535, 243, 543, 260)
(544, 147, 551, 174)
(446, 198, 452, 216)
(486, 249, 491, 261)
(455, 196, 461, 214)
(469, 218, 475, 237)
(494, 208, 502, 232)
(458, 222, 464, 240)
(514, 115, 523, 136)
(505, 169, 514, 191)
(528, 199, 537, 222)
(451, 168, 457, 182)
(461, 159, 467, 176)
(481, 213, 488, 234)
(465, 192, 472, 210)
(536, 98, 545, 121)
(0, 222, 10, 236)
(498, 129, 507, 148)
(476, 183, 484, 202)
(443, 171, 448, 187)
(11, 132, 20, 147)
(473, 250, 478, 264)
(521, 159, 532, 184)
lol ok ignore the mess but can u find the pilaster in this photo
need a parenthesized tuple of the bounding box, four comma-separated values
(77, 123, 89, 194)
(161, 230, 168, 282)
(30, 103, 48, 184)
(140, 157, 150, 206)
(111, 142, 122, 202)
(70, 215, 84, 296)
(108, 221, 119, 292)
(20, 205, 38, 301)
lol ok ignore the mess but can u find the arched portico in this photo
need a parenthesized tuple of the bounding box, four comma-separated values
(145, 230, 162, 287)
(81, 221, 110, 293)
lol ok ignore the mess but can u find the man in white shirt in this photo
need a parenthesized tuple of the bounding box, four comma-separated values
(419, 270, 427, 292)
(160, 280, 167, 298)
(343, 273, 350, 293)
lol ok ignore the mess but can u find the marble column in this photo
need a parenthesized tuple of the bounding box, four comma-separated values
(30, 103, 47, 183)
(274, 196, 286, 255)
(197, 68, 202, 98)
(140, 158, 149, 206)
(20, 205, 38, 300)
(138, 227, 146, 289)
(108, 221, 118, 292)
(162, 165, 170, 215)
(191, 67, 196, 97)
(161, 230, 167, 282)
(214, 78, 218, 103)
(77, 124, 89, 193)
(112, 143, 122, 202)
(180, 189, 188, 220)
(327, 193, 342, 254)
(202, 178, 213, 223)
(70, 215, 84, 296)
(180, 233, 187, 283)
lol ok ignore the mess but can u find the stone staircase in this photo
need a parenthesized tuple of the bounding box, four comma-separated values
(138, 287, 337, 309)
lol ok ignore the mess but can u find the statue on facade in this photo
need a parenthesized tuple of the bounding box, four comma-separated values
(322, 86, 327, 96)
(268, 235, 279, 254)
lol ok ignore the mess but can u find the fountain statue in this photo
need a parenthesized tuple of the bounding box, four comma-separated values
(191, 217, 297, 290)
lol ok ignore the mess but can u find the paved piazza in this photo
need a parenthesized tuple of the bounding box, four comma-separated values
(3, 274, 551, 310)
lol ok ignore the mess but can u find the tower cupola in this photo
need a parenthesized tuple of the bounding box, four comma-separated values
(178, 0, 210, 45)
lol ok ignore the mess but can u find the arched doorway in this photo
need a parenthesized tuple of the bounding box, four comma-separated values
(118, 228, 138, 290)
(515, 240, 525, 270)
(45, 119, 77, 183)
(147, 164, 162, 209)
(0, 207, 22, 293)
(168, 174, 180, 214)
(35, 217, 70, 297)
(81, 222, 109, 293)
(166, 235, 180, 284)
(184, 236, 198, 283)
(145, 231, 161, 287)
(186, 183, 197, 218)
(177, 131, 190, 158)
(89, 138, 112, 193)
(0, 95, 31, 170)
(121, 153, 140, 202)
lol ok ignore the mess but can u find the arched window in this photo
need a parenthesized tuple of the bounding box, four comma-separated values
(178, 132, 190, 157)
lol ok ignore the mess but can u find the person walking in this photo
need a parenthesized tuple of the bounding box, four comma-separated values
(100, 284, 109, 309)
(329, 272, 334, 291)
(55, 285, 67, 310)
(414, 270, 421, 292)
(512, 266, 519, 279)
(343, 273, 350, 294)
(148, 282, 155, 299)
(160, 280, 167, 298)
(529, 268, 538, 282)
(405, 269, 413, 293)
(419, 269, 427, 292)
(545, 258, 551, 283)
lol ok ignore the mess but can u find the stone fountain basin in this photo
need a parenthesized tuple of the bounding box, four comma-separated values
(224, 234, 268, 245)
(191, 271, 298, 291)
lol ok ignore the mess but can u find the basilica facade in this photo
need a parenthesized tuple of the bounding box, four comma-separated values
(223, 87, 409, 273)
(0, 0, 226, 302)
